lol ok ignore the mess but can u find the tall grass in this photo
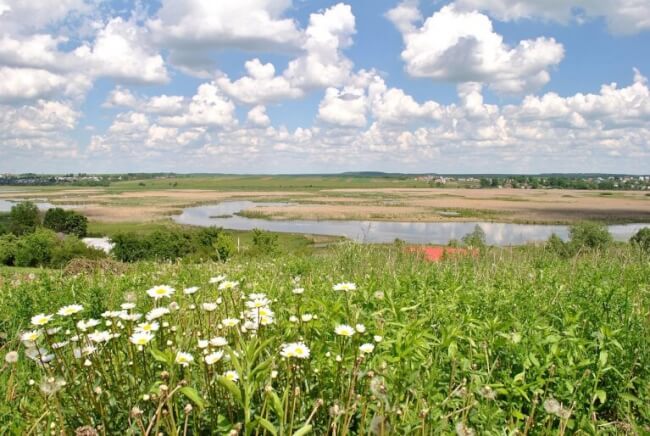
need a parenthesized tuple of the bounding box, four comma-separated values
(0, 244, 649, 434)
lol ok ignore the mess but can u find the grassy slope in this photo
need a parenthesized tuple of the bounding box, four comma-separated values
(1, 244, 649, 433)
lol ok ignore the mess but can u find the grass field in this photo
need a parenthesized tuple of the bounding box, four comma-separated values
(1, 243, 649, 434)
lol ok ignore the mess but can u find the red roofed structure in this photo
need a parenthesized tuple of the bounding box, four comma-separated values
(406, 246, 478, 262)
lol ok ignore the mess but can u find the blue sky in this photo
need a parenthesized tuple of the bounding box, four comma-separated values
(1, 0, 650, 174)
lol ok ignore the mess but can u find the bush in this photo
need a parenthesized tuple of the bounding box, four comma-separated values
(546, 233, 571, 257)
(0, 234, 18, 265)
(13, 228, 58, 267)
(462, 225, 486, 248)
(9, 201, 41, 235)
(111, 227, 234, 262)
(630, 227, 650, 252)
(250, 228, 279, 255)
(43, 208, 88, 238)
(569, 221, 612, 249)
(51, 235, 105, 268)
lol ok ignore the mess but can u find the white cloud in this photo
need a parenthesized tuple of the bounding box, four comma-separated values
(247, 105, 271, 127)
(454, 0, 650, 35)
(160, 83, 237, 128)
(104, 86, 185, 115)
(216, 59, 303, 105)
(73, 17, 169, 84)
(0, 67, 67, 102)
(318, 86, 367, 127)
(148, 0, 302, 74)
(284, 3, 356, 90)
(387, 2, 564, 94)
(0, 0, 87, 32)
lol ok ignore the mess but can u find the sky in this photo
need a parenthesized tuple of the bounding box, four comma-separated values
(1, 0, 650, 174)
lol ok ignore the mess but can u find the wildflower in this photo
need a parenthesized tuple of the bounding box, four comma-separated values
(248, 293, 267, 300)
(222, 318, 239, 327)
(359, 343, 375, 354)
(335, 324, 355, 337)
(289, 316, 298, 323)
(292, 288, 304, 295)
(46, 327, 61, 335)
(246, 298, 271, 309)
(333, 282, 356, 292)
(355, 324, 366, 333)
(223, 370, 239, 382)
(58, 304, 83, 317)
(169, 302, 180, 311)
(102, 310, 125, 318)
(77, 319, 100, 331)
(130, 331, 154, 346)
(146, 307, 170, 321)
(218, 280, 239, 291)
(205, 351, 224, 365)
(455, 422, 475, 436)
(543, 398, 562, 415)
(52, 341, 69, 349)
(135, 321, 159, 333)
(209, 275, 226, 284)
(175, 351, 194, 367)
(5, 351, 18, 364)
(26, 347, 54, 363)
(88, 331, 113, 343)
(121, 303, 136, 310)
(210, 337, 228, 347)
(197, 340, 209, 349)
(202, 302, 217, 312)
(480, 385, 496, 400)
(21, 330, 42, 343)
(301, 314, 313, 322)
(31, 313, 53, 326)
(39, 377, 66, 395)
(183, 286, 199, 295)
(146, 285, 175, 299)
(280, 342, 311, 359)
(374, 335, 383, 342)
(120, 313, 143, 322)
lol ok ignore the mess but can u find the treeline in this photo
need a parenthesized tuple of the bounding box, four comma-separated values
(478, 175, 650, 190)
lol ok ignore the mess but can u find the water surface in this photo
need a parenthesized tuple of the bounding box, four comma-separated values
(173, 201, 649, 245)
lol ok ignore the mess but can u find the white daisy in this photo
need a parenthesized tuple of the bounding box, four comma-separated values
(333, 282, 357, 292)
(58, 304, 83, 317)
(146, 285, 175, 300)
(175, 351, 194, 367)
(204, 351, 224, 365)
(335, 324, 355, 337)
(31, 314, 53, 326)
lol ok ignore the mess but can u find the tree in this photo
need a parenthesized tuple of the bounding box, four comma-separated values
(9, 201, 40, 235)
(43, 208, 88, 238)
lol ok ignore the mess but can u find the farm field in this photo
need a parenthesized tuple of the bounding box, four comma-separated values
(1, 243, 649, 434)
(1, 176, 650, 225)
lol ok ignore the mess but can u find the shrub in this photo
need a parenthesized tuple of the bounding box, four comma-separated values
(462, 225, 486, 248)
(13, 228, 58, 267)
(0, 234, 18, 265)
(250, 228, 279, 255)
(8, 201, 41, 235)
(546, 233, 571, 257)
(43, 208, 88, 238)
(630, 227, 650, 252)
(51, 235, 105, 268)
(111, 227, 234, 262)
(569, 221, 612, 249)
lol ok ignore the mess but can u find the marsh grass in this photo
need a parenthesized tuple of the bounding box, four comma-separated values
(0, 244, 649, 434)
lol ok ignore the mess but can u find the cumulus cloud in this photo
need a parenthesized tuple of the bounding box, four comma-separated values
(148, 0, 302, 75)
(454, 0, 650, 35)
(104, 86, 185, 115)
(160, 83, 237, 128)
(247, 105, 271, 127)
(216, 59, 303, 105)
(387, 2, 564, 94)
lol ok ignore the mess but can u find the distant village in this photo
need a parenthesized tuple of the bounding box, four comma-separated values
(414, 174, 650, 190)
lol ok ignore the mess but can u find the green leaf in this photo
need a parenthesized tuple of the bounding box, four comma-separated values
(267, 390, 285, 420)
(179, 386, 206, 410)
(257, 417, 277, 436)
(150, 347, 170, 365)
(598, 350, 608, 368)
(217, 376, 243, 406)
(594, 389, 607, 404)
(292, 424, 312, 436)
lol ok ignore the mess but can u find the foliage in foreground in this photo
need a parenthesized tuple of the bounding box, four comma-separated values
(0, 244, 649, 434)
